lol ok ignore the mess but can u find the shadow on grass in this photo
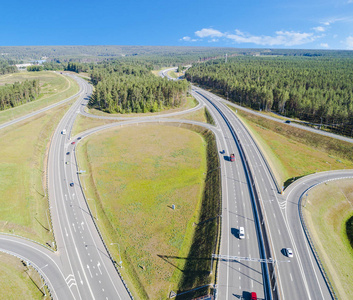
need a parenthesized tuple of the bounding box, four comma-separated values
(283, 174, 306, 189)
(34, 217, 49, 232)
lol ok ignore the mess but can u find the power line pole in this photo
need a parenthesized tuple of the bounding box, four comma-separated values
(225, 53, 228, 63)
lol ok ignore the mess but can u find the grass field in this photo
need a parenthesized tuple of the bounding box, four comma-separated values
(71, 114, 120, 137)
(231, 107, 353, 187)
(0, 71, 79, 125)
(76, 124, 216, 299)
(303, 179, 353, 299)
(0, 99, 74, 245)
(0, 252, 49, 300)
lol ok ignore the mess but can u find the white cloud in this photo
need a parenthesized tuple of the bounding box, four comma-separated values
(180, 36, 198, 42)
(208, 38, 219, 43)
(195, 28, 224, 38)
(320, 43, 329, 48)
(226, 30, 317, 46)
(346, 36, 353, 49)
(313, 26, 325, 32)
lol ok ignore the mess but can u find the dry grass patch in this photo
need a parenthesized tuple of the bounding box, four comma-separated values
(232, 107, 353, 187)
(77, 124, 209, 299)
(0, 100, 73, 244)
(303, 179, 353, 299)
(0, 71, 79, 125)
(0, 252, 50, 300)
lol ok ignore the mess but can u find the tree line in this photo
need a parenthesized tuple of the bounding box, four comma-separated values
(0, 60, 17, 75)
(186, 56, 353, 127)
(89, 62, 190, 113)
(0, 79, 40, 111)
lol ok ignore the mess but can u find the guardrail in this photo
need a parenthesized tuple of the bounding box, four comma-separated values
(299, 182, 340, 300)
(0, 248, 54, 299)
(73, 146, 134, 299)
(195, 90, 276, 300)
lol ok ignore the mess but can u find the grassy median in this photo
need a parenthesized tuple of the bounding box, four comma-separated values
(77, 124, 220, 299)
(303, 179, 353, 299)
(0, 71, 79, 125)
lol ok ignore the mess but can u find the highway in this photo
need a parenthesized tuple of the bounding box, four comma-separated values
(0, 70, 352, 300)
(0, 74, 132, 300)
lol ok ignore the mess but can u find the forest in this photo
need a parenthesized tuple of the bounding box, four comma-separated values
(186, 56, 353, 134)
(0, 60, 17, 75)
(0, 79, 40, 111)
(89, 62, 190, 113)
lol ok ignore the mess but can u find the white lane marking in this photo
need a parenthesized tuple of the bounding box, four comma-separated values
(97, 261, 102, 275)
(81, 221, 85, 230)
(77, 271, 83, 285)
(87, 265, 93, 278)
(290, 273, 293, 281)
(65, 227, 69, 237)
(72, 223, 76, 232)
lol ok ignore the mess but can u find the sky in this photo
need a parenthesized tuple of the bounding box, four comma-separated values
(1, 0, 353, 50)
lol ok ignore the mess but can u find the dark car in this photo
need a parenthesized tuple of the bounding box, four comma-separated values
(285, 120, 291, 124)
(77, 137, 82, 140)
(71, 141, 75, 145)
(66, 152, 70, 155)
(70, 183, 74, 187)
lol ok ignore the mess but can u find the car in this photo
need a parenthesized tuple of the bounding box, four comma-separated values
(220, 150, 225, 154)
(285, 120, 291, 124)
(66, 152, 70, 155)
(70, 183, 74, 187)
(251, 292, 257, 300)
(77, 137, 81, 140)
(239, 227, 245, 239)
(71, 141, 75, 145)
(285, 248, 293, 257)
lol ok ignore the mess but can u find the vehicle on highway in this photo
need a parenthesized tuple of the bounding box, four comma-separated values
(220, 150, 225, 154)
(285, 120, 291, 124)
(239, 227, 245, 239)
(285, 248, 293, 257)
(251, 292, 257, 300)
(66, 152, 70, 155)
(70, 182, 74, 187)
(230, 153, 235, 162)
(71, 141, 75, 145)
(77, 137, 81, 140)
(61, 129, 66, 135)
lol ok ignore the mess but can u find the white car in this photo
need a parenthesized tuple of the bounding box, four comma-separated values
(239, 227, 245, 239)
(285, 248, 293, 257)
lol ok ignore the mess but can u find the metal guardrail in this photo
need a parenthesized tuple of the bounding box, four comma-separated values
(299, 183, 339, 300)
(0, 248, 53, 299)
(73, 146, 134, 299)
(196, 90, 275, 300)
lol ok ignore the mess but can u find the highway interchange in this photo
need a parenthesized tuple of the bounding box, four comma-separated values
(0, 70, 352, 299)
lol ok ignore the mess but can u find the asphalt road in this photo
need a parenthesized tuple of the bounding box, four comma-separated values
(0, 70, 351, 300)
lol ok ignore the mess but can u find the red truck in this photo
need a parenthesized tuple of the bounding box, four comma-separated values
(230, 154, 235, 162)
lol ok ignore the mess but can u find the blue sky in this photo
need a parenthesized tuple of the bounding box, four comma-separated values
(2, 0, 353, 49)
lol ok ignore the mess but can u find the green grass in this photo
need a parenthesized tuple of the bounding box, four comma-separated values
(0, 99, 74, 245)
(0, 71, 79, 125)
(303, 180, 353, 299)
(0, 253, 49, 300)
(231, 107, 353, 187)
(167, 70, 178, 78)
(76, 124, 220, 299)
(71, 114, 120, 137)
